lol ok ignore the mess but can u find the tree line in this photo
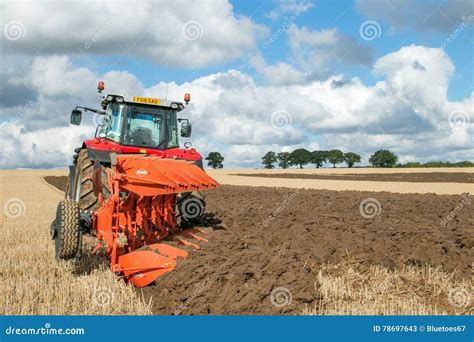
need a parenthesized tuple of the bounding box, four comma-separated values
(203, 150, 473, 169)
(261, 149, 399, 169)
(396, 161, 474, 168)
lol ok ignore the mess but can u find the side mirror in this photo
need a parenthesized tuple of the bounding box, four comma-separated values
(180, 121, 192, 137)
(70, 109, 82, 125)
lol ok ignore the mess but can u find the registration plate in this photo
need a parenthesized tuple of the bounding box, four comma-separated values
(133, 96, 161, 105)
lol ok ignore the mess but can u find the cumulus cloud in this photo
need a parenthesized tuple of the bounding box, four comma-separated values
(0, 45, 472, 168)
(374, 45, 455, 125)
(356, 0, 473, 33)
(0, 121, 93, 168)
(253, 25, 373, 84)
(1, 0, 265, 68)
(267, 0, 314, 21)
(288, 26, 373, 72)
(250, 54, 308, 86)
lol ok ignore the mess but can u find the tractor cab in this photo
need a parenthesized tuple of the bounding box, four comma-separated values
(97, 96, 187, 150)
(69, 82, 200, 166)
(70, 82, 192, 152)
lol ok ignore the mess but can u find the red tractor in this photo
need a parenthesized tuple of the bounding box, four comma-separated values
(51, 82, 219, 287)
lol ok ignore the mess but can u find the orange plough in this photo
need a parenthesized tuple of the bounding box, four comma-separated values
(50, 84, 221, 287)
(93, 154, 219, 287)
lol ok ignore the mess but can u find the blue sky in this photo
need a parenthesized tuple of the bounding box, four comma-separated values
(74, 0, 473, 100)
(0, 0, 473, 168)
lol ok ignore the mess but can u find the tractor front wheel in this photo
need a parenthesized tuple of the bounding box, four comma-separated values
(54, 199, 80, 260)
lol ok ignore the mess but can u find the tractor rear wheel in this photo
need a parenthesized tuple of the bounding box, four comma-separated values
(54, 199, 80, 260)
(74, 149, 110, 212)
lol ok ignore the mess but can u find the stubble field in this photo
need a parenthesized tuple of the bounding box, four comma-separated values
(1, 168, 472, 315)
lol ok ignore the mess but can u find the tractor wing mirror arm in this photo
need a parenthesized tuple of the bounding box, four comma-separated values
(75, 106, 105, 115)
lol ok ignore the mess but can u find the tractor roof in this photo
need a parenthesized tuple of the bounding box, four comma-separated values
(103, 94, 185, 111)
(128, 95, 184, 107)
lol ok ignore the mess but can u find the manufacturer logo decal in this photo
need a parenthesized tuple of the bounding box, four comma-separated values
(135, 168, 149, 177)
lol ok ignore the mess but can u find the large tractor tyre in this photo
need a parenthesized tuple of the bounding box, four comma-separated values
(53, 199, 80, 260)
(177, 191, 206, 226)
(73, 149, 110, 212)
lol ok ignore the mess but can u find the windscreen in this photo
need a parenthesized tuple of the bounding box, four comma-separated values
(123, 104, 178, 149)
(101, 103, 125, 143)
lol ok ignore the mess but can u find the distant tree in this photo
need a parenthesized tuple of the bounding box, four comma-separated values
(423, 162, 442, 168)
(277, 152, 291, 169)
(205, 152, 224, 169)
(262, 151, 278, 169)
(343, 152, 361, 168)
(402, 162, 421, 168)
(311, 150, 327, 168)
(327, 149, 344, 168)
(369, 149, 398, 168)
(455, 161, 474, 167)
(289, 148, 312, 169)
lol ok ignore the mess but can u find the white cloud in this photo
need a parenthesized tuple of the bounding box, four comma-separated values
(27, 56, 98, 98)
(288, 26, 373, 72)
(250, 54, 308, 86)
(267, 0, 314, 21)
(254, 25, 373, 84)
(0, 121, 93, 168)
(374, 45, 455, 124)
(0, 45, 472, 168)
(1, 0, 266, 68)
(226, 144, 277, 167)
(356, 0, 473, 33)
(325, 127, 473, 165)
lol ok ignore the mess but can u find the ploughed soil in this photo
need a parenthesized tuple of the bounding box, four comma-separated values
(45, 176, 472, 314)
(234, 172, 474, 183)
